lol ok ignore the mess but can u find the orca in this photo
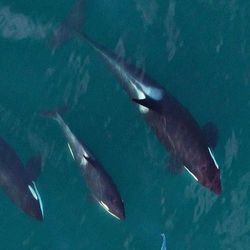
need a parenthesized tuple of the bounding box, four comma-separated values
(42, 110, 125, 220)
(0, 137, 44, 220)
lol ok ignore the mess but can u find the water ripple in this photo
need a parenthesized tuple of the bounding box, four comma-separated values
(0, 6, 52, 40)
(215, 172, 250, 249)
(135, 0, 159, 27)
(164, 0, 180, 62)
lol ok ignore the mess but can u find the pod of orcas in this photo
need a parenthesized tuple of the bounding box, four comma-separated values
(0, 0, 221, 221)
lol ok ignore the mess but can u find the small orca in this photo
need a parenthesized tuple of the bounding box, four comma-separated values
(41, 109, 125, 220)
(51, 0, 222, 195)
(0, 137, 44, 220)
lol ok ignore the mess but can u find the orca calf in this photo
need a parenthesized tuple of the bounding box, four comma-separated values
(0, 137, 44, 220)
(51, 0, 221, 194)
(42, 110, 125, 220)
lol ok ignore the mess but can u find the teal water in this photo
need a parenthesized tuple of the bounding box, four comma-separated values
(0, 0, 250, 249)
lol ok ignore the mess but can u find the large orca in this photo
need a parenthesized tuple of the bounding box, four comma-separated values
(42, 110, 125, 220)
(0, 137, 44, 220)
(51, 0, 221, 194)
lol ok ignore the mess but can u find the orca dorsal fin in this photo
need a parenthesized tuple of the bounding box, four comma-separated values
(132, 97, 162, 113)
(202, 122, 218, 149)
(26, 155, 42, 182)
(83, 154, 96, 166)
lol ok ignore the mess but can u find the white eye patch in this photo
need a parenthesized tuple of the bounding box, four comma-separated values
(28, 185, 38, 200)
(67, 143, 75, 160)
(28, 182, 44, 218)
(184, 166, 198, 181)
(98, 201, 120, 220)
(208, 147, 219, 169)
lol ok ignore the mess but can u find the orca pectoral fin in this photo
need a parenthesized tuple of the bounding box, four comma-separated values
(167, 156, 184, 174)
(202, 122, 218, 149)
(132, 97, 161, 113)
(26, 155, 42, 182)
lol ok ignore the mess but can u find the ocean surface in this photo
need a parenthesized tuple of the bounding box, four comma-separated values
(0, 0, 249, 249)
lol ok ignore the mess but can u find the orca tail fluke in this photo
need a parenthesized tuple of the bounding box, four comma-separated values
(49, 0, 85, 49)
(39, 105, 67, 120)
